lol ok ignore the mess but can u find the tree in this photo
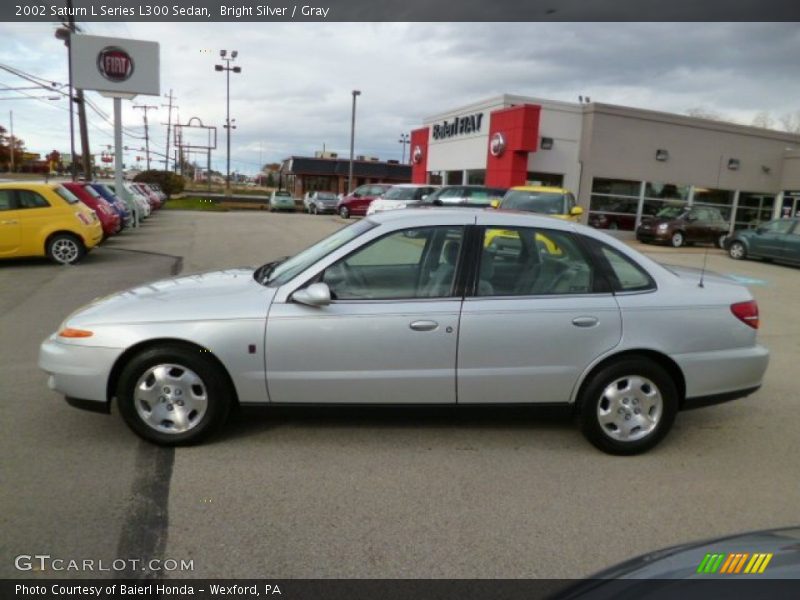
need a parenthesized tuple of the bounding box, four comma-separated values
(133, 170, 185, 198)
(779, 111, 800, 134)
(0, 125, 25, 171)
(751, 111, 774, 130)
(685, 107, 729, 122)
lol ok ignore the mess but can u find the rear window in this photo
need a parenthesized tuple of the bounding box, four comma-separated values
(501, 191, 566, 214)
(597, 243, 655, 292)
(275, 191, 291, 197)
(54, 186, 79, 204)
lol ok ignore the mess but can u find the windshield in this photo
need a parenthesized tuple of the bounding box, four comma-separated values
(655, 206, 688, 219)
(260, 219, 377, 286)
(275, 191, 291, 197)
(501, 191, 566, 214)
(54, 185, 79, 204)
(383, 187, 419, 200)
(84, 185, 101, 198)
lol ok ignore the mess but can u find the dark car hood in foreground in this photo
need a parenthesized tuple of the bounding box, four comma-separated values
(550, 527, 800, 600)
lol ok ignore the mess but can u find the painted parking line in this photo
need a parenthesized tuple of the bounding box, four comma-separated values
(725, 274, 769, 286)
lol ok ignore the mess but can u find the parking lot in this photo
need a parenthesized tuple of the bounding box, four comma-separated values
(2, 208, 798, 579)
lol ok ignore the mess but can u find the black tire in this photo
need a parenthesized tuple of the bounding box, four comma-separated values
(577, 358, 678, 455)
(717, 233, 727, 249)
(46, 233, 86, 265)
(312, 205, 319, 215)
(339, 206, 350, 219)
(670, 231, 685, 248)
(116, 344, 233, 445)
(728, 241, 746, 260)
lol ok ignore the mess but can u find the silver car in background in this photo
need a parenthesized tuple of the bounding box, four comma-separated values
(39, 209, 768, 454)
(366, 184, 438, 215)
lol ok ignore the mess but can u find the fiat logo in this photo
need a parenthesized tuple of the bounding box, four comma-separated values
(412, 145, 423, 164)
(490, 132, 506, 157)
(97, 46, 134, 82)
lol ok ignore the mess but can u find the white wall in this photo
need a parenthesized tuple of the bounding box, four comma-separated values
(527, 103, 583, 193)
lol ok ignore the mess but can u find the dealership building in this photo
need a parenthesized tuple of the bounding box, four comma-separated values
(410, 94, 800, 231)
(280, 153, 411, 198)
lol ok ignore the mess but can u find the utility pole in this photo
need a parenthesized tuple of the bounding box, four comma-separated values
(162, 89, 176, 171)
(348, 90, 361, 194)
(398, 133, 409, 164)
(215, 50, 241, 196)
(133, 104, 157, 170)
(8, 110, 13, 172)
(62, 1, 91, 181)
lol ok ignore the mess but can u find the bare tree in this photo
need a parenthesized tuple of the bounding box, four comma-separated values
(685, 107, 729, 122)
(751, 111, 774, 129)
(779, 111, 800, 134)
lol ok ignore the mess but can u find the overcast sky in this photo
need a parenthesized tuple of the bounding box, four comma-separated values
(1, 22, 799, 174)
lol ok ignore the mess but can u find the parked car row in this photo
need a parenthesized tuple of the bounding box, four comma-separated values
(0, 181, 166, 265)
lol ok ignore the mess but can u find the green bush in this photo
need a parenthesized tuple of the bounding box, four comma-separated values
(133, 170, 185, 198)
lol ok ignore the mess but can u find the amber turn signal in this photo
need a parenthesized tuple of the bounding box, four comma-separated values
(58, 328, 94, 338)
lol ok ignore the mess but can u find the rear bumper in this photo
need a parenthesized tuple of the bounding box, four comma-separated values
(39, 336, 123, 406)
(674, 344, 769, 406)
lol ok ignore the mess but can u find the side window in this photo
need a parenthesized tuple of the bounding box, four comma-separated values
(438, 188, 463, 200)
(17, 190, 50, 209)
(478, 227, 595, 296)
(466, 189, 489, 204)
(369, 186, 387, 196)
(597, 244, 655, 292)
(322, 226, 465, 300)
(0, 190, 12, 211)
(763, 220, 793, 234)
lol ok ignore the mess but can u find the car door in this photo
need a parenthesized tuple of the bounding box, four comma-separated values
(684, 208, 709, 243)
(265, 223, 468, 404)
(781, 220, 800, 263)
(0, 189, 22, 256)
(749, 219, 794, 258)
(457, 220, 622, 404)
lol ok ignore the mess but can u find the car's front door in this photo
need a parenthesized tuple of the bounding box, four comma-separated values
(749, 219, 794, 258)
(0, 190, 21, 256)
(781, 220, 800, 263)
(265, 224, 467, 404)
(457, 222, 622, 404)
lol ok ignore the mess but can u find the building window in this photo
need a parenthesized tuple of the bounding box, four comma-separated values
(588, 177, 641, 231)
(736, 192, 775, 230)
(303, 175, 337, 193)
(692, 187, 734, 221)
(467, 170, 485, 185)
(642, 182, 691, 217)
(428, 172, 443, 185)
(526, 172, 564, 187)
(445, 170, 463, 185)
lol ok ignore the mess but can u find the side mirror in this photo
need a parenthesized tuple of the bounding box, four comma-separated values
(421, 194, 428, 201)
(293, 282, 331, 307)
(570, 206, 584, 216)
(490, 199, 501, 209)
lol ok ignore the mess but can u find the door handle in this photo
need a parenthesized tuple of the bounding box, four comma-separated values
(409, 320, 439, 332)
(572, 316, 599, 328)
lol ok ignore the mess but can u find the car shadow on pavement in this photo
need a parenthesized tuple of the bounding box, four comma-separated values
(219, 404, 577, 442)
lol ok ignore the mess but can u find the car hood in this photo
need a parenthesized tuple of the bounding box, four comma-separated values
(66, 268, 275, 327)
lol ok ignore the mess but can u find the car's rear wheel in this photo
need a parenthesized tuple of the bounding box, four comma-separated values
(117, 345, 232, 445)
(339, 206, 350, 219)
(728, 241, 746, 260)
(670, 231, 685, 248)
(578, 358, 678, 455)
(46, 233, 86, 265)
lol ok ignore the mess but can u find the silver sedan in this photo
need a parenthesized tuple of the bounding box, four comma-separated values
(39, 209, 769, 454)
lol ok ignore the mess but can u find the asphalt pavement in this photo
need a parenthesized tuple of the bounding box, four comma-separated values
(1, 209, 798, 580)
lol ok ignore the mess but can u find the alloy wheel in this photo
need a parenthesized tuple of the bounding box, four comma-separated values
(51, 238, 80, 264)
(133, 364, 208, 434)
(596, 375, 663, 442)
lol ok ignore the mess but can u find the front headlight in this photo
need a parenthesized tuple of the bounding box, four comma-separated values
(657, 223, 669, 231)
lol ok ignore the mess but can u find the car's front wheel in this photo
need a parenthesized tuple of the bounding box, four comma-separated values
(578, 358, 678, 455)
(116, 344, 232, 445)
(47, 233, 86, 265)
(339, 206, 350, 219)
(728, 240, 747, 260)
(670, 231, 685, 248)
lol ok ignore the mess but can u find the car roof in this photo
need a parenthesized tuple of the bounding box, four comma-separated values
(389, 183, 439, 188)
(366, 207, 579, 231)
(0, 182, 62, 192)
(509, 185, 570, 194)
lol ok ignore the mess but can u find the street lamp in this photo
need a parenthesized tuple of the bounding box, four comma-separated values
(348, 90, 361, 194)
(215, 49, 241, 196)
(398, 133, 409, 164)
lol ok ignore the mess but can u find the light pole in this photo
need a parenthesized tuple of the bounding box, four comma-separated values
(398, 133, 409, 164)
(215, 50, 241, 196)
(348, 90, 361, 194)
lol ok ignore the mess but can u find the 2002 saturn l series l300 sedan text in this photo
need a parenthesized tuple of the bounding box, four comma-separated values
(39, 209, 769, 454)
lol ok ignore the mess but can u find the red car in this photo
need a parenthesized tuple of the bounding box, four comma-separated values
(337, 184, 392, 218)
(132, 183, 162, 210)
(63, 182, 121, 238)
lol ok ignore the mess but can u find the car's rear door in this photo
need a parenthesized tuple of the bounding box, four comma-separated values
(750, 219, 793, 258)
(265, 222, 470, 404)
(457, 220, 622, 404)
(781, 220, 800, 263)
(0, 189, 21, 255)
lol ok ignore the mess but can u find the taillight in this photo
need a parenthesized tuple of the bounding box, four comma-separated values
(76, 212, 91, 225)
(731, 300, 759, 329)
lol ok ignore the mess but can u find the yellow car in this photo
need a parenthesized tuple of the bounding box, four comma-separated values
(484, 228, 562, 256)
(0, 182, 103, 265)
(494, 186, 584, 222)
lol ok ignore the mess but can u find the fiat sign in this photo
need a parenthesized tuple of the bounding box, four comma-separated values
(72, 35, 159, 96)
(98, 47, 134, 82)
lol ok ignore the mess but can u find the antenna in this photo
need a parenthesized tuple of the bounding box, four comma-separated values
(699, 246, 709, 288)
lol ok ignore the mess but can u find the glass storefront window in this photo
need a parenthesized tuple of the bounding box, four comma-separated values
(467, 170, 485, 185)
(588, 177, 641, 231)
(644, 182, 690, 201)
(692, 187, 735, 222)
(735, 192, 775, 230)
(782, 191, 800, 218)
(427, 172, 443, 185)
(445, 170, 463, 185)
(526, 172, 564, 187)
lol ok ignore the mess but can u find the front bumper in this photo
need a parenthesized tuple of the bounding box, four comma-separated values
(636, 229, 671, 243)
(39, 336, 124, 407)
(675, 344, 769, 406)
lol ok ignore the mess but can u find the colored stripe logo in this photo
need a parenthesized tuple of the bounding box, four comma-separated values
(697, 552, 773, 574)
